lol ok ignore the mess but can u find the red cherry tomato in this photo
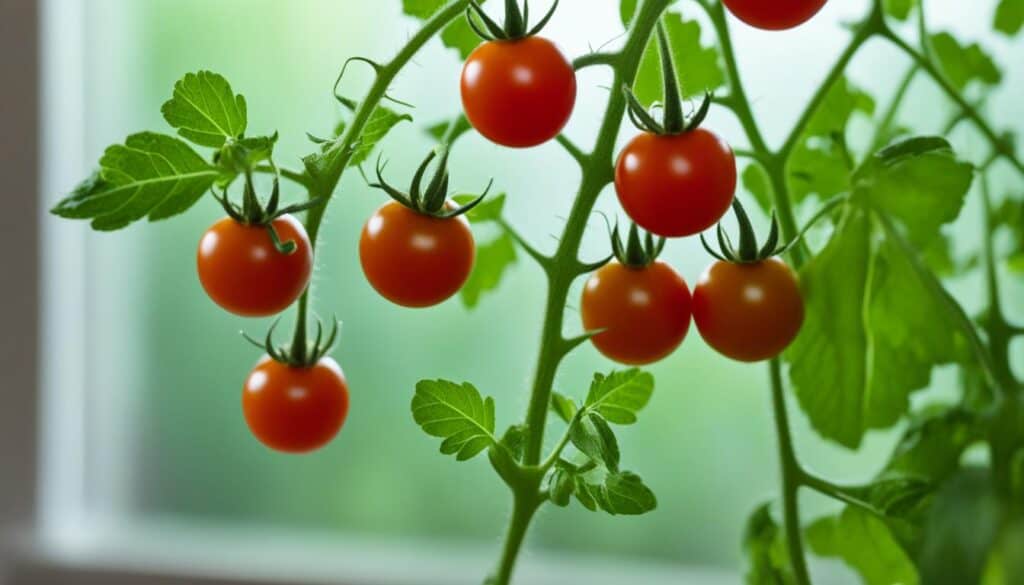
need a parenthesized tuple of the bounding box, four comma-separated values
(615, 129, 737, 238)
(359, 201, 475, 308)
(461, 36, 577, 148)
(242, 356, 350, 453)
(692, 258, 804, 362)
(722, 0, 827, 30)
(581, 260, 692, 365)
(197, 215, 313, 317)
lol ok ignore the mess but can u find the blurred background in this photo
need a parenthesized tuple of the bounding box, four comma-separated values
(1, 0, 1022, 584)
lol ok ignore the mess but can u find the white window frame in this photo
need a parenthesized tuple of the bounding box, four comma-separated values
(0, 1, 738, 584)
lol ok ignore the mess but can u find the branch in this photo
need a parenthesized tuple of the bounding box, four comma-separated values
(573, 51, 619, 71)
(498, 217, 553, 270)
(555, 134, 590, 167)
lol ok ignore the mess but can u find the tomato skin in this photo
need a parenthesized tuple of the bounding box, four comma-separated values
(197, 215, 313, 317)
(359, 201, 475, 308)
(243, 356, 350, 453)
(581, 260, 692, 366)
(615, 130, 737, 238)
(692, 258, 805, 362)
(722, 0, 827, 30)
(461, 36, 577, 148)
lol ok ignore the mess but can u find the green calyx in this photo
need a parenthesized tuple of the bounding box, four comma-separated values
(623, 20, 711, 136)
(702, 199, 788, 264)
(371, 146, 491, 219)
(214, 169, 325, 254)
(467, 0, 560, 41)
(243, 316, 340, 368)
(611, 223, 666, 268)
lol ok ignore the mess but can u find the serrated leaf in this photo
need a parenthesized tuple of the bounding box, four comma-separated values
(52, 132, 221, 231)
(217, 133, 277, 176)
(570, 413, 621, 472)
(453, 193, 506, 222)
(550, 392, 578, 424)
(349, 106, 413, 168)
(573, 471, 656, 516)
(584, 369, 654, 425)
(403, 0, 486, 59)
(996, 0, 1024, 35)
(411, 379, 497, 461)
(930, 32, 1002, 92)
(884, 0, 916, 20)
(161, 71, 247, 148)
(807, 508, 919, 585)
(460, 232, 517, 309)
(787, 204, 969, 448)
(633, 11, 724, 106)
(743, 503, 796, 585)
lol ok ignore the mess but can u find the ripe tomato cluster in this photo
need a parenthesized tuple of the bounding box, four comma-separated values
(196, 1, 824, 453)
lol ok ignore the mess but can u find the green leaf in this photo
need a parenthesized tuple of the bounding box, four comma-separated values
(584, 369, 654, 425)
(742, 503, 796, 585)
(347, 105, 413, 168)
(993, 197, 1024, 273)
(426, 116, 473, 144)
(403, 0, 485, 59)
(917, 468, 1003, 585)
(570, 413, 621, 472)
(161, 71, 247, 148)
(884, 0, 916, 20)
(499, 424, 528, 462)
(547, 466, 576, 507)
(460, 232, 517, 308)
(216, 133, 277, 176)
(807, 508, 919, 585)
(854, 136, 974, 245)
(574, 470, 657, 516)
(995, 0, 1024, 35)
(787, 205, 969, 448)
(453, 193, 506, 222)
(632, 11, 725, 106)
(884, 406, 979, 482)
(930, 32, 1002, 92)
(845, 474, 936, 519)
(411, 379, 497, 461)
(550, 392, 578, 424)
(52, 132, 221, 231)
(788, 77, 875, 203)
(620, 0, 638, 25)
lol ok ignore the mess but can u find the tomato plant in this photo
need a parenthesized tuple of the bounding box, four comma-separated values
(51, 0, 1024, 584)
(721, 0, 828, 30)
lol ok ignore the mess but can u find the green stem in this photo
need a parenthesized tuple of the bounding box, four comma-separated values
(489, 495, 540, 585)
(868, 63, 918, 153)
(979, 174, 1018, 392)
(770, 359, 813, 585)
(881, 29, 1024, 176)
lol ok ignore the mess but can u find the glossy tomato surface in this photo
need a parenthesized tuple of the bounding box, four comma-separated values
(461, 36, 577, 148)
(581, 260, 692, 365)
(197, 215, 313, 317)
(243, 356, 350, 453)
(615, 129, 737, 238)
(360, 201, 475, 308)
(693, 258, 804, 362)
(722, 0, 827, 30)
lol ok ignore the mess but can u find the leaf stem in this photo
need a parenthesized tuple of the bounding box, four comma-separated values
(868, 63, 918, 154)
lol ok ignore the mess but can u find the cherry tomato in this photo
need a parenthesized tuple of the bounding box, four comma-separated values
(581, 260, 692, 365)
(692, 258, 804, 362)
(461, 36, 577, 148)
(360, 201, 475, 308)
(242, 356, 350, 453)
(197, 215, 313, 317)
(722, 0, 827, 30)
(615, 129, 737, 238)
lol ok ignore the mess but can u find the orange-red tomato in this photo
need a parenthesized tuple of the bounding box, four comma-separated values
(615, 129, 737, 238)
(581, 260, 692, 365)
(461, 36, 577, 148)
(722, 0, 827, 30)
(197, 215, 312, 317)
(359, 201, 475, 308)
(242, 356, 350, 453)
(692, 258, 804, 362)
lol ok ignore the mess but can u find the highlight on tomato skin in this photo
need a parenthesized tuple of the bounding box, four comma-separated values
(242, 355, 350, 454)
(721, 0, 828, 31)
(460, 36, 577, 148)
(692, 258, 805, 363)
(614, 129, 737, 239)
(359, 201, 476, 308)
(581, 260, 693, 366)
(196, 214, 313, 318)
